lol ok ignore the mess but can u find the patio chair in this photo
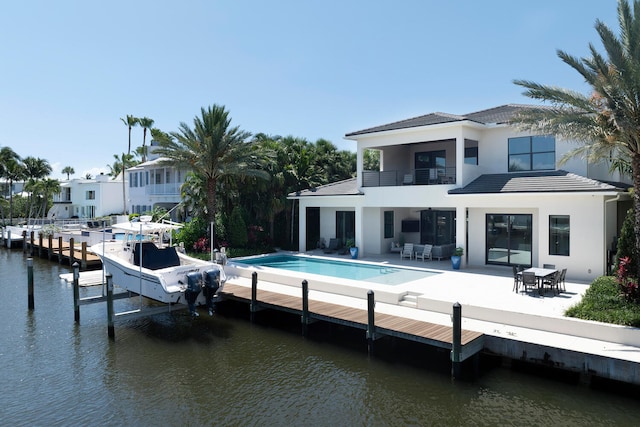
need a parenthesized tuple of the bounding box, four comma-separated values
(416, 244, 432, 262)
(543, 270, 562, 295)
(512, 265, 521, 292)
(323, 238, 340, 254)
(400, 243, 414, 260)
(521, 271, 537, 294)
(543, 263, 555, 269)
(402, 174, 413, 185)
(558, 268, 567, 292)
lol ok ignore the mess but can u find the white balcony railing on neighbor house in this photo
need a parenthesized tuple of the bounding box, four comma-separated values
(146, 183, 182, 195)
(362, 168, 456, 187)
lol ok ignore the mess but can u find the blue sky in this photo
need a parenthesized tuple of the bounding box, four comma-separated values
(0, 0, 620, 179)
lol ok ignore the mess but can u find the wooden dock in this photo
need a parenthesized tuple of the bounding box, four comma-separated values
(220, 282, 485, 363)
(4, 229, 102, 270)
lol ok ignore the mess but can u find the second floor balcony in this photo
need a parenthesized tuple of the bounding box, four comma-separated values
(362, 167, 456, 187)
(146, 182, 182, 195)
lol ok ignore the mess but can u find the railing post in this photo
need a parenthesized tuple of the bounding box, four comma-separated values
(73, 262, 80, 322)
(451, 302, 462, 379)
(367, 290, 376, 354)
(301, 280, 309, 337)
(27, 258, 34, 310)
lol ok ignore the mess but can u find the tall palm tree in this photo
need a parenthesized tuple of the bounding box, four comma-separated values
(61, 166, 75, 180)
(512, 0, 640, 276)
(2, 156, 25, 225)
(154, 104, 270, 246)
(22, 157, 52, 221)
(120, 115, 139, 155)
(120, 115, 138, 214)
(138, 117, 154, 163)
(0, 147, 21, 223)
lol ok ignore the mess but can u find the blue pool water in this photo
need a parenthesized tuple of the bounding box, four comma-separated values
(235, 254, 439, 286)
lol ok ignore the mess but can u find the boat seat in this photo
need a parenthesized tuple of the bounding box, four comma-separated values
(133, 242, 181, 270)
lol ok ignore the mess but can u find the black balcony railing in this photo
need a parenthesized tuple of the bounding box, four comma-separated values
(362, 168, 456, 187)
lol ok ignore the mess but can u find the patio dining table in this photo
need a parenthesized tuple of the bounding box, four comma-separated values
(521, 267, 558, 295)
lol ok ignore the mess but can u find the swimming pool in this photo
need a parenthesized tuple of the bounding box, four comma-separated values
(233, 254, 439, 286)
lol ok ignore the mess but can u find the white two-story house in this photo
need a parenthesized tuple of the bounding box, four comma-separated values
(50, 173, 125, 219)
(290, 104, 632, 281)
(126, 141, 186, 222)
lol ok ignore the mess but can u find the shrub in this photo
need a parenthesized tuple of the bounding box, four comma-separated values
(228, 206, 248, 248)
(565, 276, 640, 326)
(175, 217, 208, 251)
(615, 207, 638, 276)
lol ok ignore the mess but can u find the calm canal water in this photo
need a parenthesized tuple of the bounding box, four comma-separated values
(2, 248, 640, 426)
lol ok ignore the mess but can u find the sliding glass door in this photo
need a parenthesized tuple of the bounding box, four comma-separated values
(486, 214, 532, 266)
(336, 211, 355, 245)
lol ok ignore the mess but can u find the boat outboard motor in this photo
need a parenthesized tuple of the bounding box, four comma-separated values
(185, 271, 202, 317)
(203, 269, 221, 316)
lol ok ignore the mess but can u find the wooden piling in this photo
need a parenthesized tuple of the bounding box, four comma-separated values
(301, 280, 309, 337)
(367, 290, 376, 354)
(58, 236, 63, 264)
(106, 273, 115, 340)
(38, 232, 43, 258)
(451, 302, 462, 379)
(22, 231, 27, 254)
(6, 229, 11, 249)
(27, 258, 34, 310)
(69, 237, 75, 266)
(47, 235, 53, 261)
(29, 231, 34, 256)
(81, 242, 87, 270)
(250, 271, 258, 322)
(72, 262, 80, 323)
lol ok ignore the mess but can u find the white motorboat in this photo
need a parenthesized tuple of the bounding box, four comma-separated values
(90, 216, 225, 316)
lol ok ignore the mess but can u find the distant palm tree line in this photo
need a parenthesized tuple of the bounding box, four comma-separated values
(0, 107, 363, 249)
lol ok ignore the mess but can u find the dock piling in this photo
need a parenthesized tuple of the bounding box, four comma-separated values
(451, 302, 462, 379)
(72, 262, 80, 322)
(250, 272, 258, 322)
(27, 258, 34, 310)
(301, 280, 309, 337)
(367, 290, 376, 354)
(106, 273, 115, 340)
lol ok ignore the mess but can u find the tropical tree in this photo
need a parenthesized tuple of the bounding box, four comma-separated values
(62, 166, 75, 180)
(120, 115, 139, 214)
(153, 104, 270, 247)
(512, 0, 640, 277)
(120, 115, 139, 155)
(0, 147, 25, 225)
(138, 117, 154, 162)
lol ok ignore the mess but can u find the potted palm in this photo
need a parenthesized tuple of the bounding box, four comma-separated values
(346, 239, 358, 259)
(451, 247, 464, 270)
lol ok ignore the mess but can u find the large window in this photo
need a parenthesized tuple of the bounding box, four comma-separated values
(549, 215, 570, 256)
(420, 210, 455, 245)
(336, 211, 355, 245)
(384, 211, 394, 239)
(486, 214, 532, 266)
(508, 135, 555, 172)
(415, 150, 446, 184)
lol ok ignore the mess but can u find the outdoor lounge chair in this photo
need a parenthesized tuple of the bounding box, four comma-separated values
(400, 243, 414, 260)
(323, 238, 340, 254)
(416, 244, 432, 262)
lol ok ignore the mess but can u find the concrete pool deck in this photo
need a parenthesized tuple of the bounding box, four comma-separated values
(225, 250, 640, 384)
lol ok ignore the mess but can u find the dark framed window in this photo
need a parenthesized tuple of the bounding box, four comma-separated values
(508, 135, 555, 172)
(464, 147, 478, 165)
(549, 215, 570, 256)
(336, 211, 355, 245)
(384, 211, 394, 239)
(486, 214, 532, 266)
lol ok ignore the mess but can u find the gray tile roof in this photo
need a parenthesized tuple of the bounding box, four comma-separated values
(448, 170, 628, 195)
(345, 104, 546, 137)
(289, 178, 361, 198)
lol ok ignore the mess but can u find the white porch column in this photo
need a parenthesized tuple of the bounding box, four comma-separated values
(455, 132, 464, 185)
(355, 205, 364, 255)
(456, 206, 466, 266)
(298, 201, 307, 252)
(356, 146, 364, 188)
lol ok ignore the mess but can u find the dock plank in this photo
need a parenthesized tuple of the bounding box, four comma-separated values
(220, 283, 484, 348)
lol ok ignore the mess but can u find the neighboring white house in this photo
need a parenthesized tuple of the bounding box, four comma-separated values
(126, 141, 186, 222)
(49, 173, 125, 219)
(290, 104, 632, 281)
